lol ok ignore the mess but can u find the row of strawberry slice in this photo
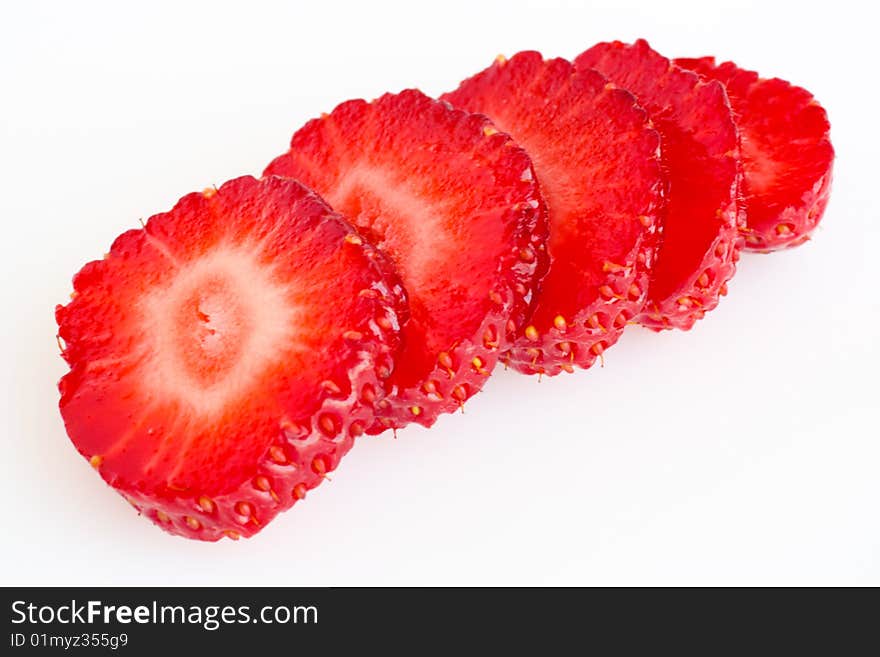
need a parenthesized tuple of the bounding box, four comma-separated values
(56, 39, 833, 540)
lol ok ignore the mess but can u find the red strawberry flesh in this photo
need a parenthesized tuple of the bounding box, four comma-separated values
(56, 175, 405, 540)
(674, 56, 833, 251)
(575, 40, 743, 330)
(442, 52, 664, 374)
(264, 89, 548, 429)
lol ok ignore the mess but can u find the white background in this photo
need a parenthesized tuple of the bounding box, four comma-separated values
(1, 0, 877, 586)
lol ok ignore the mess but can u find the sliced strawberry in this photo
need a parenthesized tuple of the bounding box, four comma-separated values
(674, 56, 833, 251)
(575, 40, 744, 330)
(264, 89, 548, 428)
(56, 175, 406, 541)
(442, 52, 664, 375)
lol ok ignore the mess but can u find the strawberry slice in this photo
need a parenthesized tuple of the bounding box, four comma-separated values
(674, 56, 834, 251)
(56, 176, 406, 541)
(442, 52, 664, 375)
(575, 40, 744, 330)
(265, 89, 548, 429)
